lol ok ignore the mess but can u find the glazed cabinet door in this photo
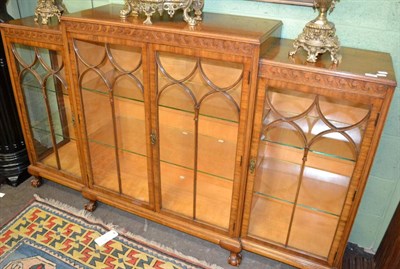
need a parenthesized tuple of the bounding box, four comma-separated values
(69, 36, 153, 206)
(4, 40, 82, 181)
(242, 77, 381, 265)
(150, 45, 251, 231)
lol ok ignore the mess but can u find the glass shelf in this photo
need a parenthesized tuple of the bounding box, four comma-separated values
(160, 161, 233, 229)
(82, 86, 146, 149)
(87, 142, 149, 202)
(253, 155, 349, 215)
(28, 94, 76, 141)
(288, 205, 339, 258)
(259, 141, 355, 177)
(159, 106, 238, 181)
(81, 75, 240, 124)
(41, 139, 82, 176)
(249, 193, 340, 258)
(21, 81, 69, 96)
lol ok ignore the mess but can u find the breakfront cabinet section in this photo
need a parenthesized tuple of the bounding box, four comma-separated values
(241, 39, 396, 269)
(68, 37, 152, 210)
(61, 4, 282, 263)
(150, 44, 252, 231)
(0, 18, 84, 189)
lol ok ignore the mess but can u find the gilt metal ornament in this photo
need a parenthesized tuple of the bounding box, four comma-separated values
(34, 0, 62, 25)
(120, 0, 204, 26)
(289, 0, 341, 64)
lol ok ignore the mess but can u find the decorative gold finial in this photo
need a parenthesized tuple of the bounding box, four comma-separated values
(34, 0, 62, 25)
(120, 0, 204, 26)
(289, 0, 341, 64)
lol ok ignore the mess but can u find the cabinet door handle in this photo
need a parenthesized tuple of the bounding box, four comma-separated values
(150, 131, 157, 145)
(249, 158, 256, 174)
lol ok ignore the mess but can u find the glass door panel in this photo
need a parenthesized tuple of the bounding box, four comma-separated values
(196, 173, 233, 228)
(249, 196, 293, 245)
(247, 84, 371, 258)
(249, 125, 303, 244)
(288, 206, 339, 257)
(156, 51, 243, 229)
(75, 40, 149, 202)
(160, 163, 194, 218)
(12, 44, 80, 177)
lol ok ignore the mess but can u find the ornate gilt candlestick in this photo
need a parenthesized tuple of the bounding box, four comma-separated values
(120, 0, 204, 26)
(34, 0, 62, 25)
(289, 0, 341, 64)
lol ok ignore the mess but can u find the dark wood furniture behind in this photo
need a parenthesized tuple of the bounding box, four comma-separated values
(0, 9, 29, 186)
(375, 202, 400, 269)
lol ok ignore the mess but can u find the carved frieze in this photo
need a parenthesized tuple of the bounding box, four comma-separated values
(62, 21, 256, 56)
(3, 28, 63, 45)
(260, 64, 389, 98)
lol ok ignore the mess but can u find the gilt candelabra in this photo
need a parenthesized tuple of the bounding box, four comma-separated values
(289, 0, 341, 64)
(34, 0, 62, 25)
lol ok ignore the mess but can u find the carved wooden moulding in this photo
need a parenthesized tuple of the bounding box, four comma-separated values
(120, 0, 204, 26)
(62, 21, 256, 56)
(4, 28, 63, 45)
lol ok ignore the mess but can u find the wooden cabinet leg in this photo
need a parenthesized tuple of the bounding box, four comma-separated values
(220, 239, 242, 266)
(228, 252, 242, 266)
(84, 200, 97, 212)
(30, 176, 42, 188)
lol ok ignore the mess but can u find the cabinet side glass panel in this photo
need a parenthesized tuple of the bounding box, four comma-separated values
(157, 52, 242, 229)
(12, 44, 80, 176)
(74, 40, 149, 202)
(249, 85, 370, 258)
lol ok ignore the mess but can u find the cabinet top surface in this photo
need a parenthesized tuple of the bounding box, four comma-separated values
(0, 16, 60, 32)
(260, 39, 397, 86)
(61, 4, 282, 44)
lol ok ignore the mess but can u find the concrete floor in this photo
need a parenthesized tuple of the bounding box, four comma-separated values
(0, 178, 294, 269)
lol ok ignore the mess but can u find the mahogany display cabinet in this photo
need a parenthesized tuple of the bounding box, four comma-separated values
(0, 4, 396, 269)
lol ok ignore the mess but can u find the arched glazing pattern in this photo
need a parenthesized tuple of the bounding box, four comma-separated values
(248, 86, 371, 258)
(73, 40, 149, 202)
(156, 51, 243, 229)
(11, 44, 80, 176)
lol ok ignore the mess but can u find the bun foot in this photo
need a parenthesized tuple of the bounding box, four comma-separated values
(84, 200, 97, 212)
(228, 252, 242, 266)
(31, 176, 42, 188)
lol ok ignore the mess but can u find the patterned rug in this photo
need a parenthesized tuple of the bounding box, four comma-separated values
(0, 195, 221, 269)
